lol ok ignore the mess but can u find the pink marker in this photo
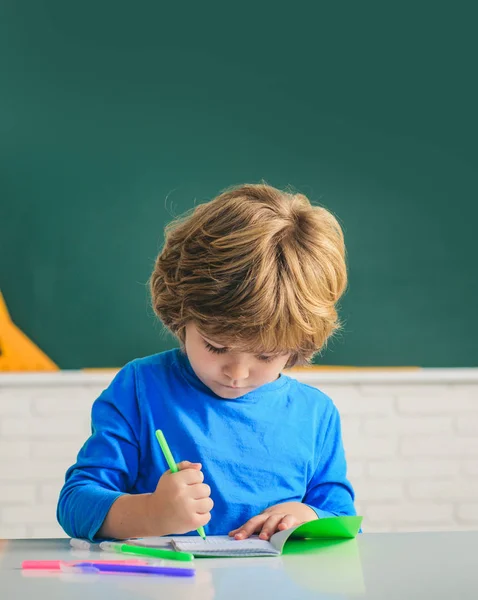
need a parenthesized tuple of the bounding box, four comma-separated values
(22, 559, 150, 570)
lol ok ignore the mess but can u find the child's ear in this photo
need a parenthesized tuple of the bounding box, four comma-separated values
(284, 353, 296, 369)
(285, 352, 306, 369)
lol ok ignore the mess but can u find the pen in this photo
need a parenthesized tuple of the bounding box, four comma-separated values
(71, 562, 195, 577)
(70, 538, 92, 550)
(100, 541, 194, 562)
(155, 429, 207, 540)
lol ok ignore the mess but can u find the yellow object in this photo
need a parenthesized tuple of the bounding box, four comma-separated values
(81, 368, 118, 373)
(0, 292, 59, 372)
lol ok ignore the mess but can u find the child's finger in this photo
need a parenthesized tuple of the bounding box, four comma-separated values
(178, 469, 204, 484)
(277, 514, 299, 531)
(192, 482, 211, 498)
(232, 514, 268, 539)
(258, 514, 285, 540)
(195, 496, 214, 514)
(176, 461, 202, 471)
(228, 518, 256, 537)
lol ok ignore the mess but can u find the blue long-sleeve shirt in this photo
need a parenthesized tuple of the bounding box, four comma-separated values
(57, 349, 356, 540)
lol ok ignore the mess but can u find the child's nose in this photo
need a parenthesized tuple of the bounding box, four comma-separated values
(223, 361, 249, 382)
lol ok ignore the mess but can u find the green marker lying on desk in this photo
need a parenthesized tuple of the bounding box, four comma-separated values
(100, 541, 193, 562)
(155, 429, 207, 541)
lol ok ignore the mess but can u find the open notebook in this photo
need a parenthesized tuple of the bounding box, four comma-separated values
(170, 516, 362, 557)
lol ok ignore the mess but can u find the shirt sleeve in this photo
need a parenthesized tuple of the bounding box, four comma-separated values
(56, 363, 140, 541)
(303, 404, 356, 519)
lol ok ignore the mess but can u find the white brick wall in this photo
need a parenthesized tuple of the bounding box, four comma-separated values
(1, 369, 477, 538)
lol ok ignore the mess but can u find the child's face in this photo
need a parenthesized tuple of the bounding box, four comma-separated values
(184, 322, 291, 400)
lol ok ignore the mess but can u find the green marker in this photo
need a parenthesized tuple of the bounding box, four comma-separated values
(155, 429, 207, 540)
(100, 541, 193, 562)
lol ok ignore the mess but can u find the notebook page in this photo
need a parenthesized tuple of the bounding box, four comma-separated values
(171, 535, 280, 556)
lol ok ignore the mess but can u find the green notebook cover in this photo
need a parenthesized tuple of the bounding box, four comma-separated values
(289, 515, 362, 540)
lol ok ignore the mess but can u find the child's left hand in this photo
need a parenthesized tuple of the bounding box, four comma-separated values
(228, 502, 317, 540)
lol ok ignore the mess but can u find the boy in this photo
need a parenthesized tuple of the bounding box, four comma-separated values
(57, 183, 356, 542)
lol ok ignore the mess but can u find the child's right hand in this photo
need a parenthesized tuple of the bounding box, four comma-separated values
(147, 461, 213, 535)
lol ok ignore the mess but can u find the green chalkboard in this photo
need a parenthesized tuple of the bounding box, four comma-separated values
(1, 2, 477, 368)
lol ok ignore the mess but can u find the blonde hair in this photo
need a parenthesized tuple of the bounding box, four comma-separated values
(150, 183, 347, 367)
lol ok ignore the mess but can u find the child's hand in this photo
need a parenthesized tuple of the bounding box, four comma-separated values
(147, 461, 213, 535)
(228, 502, 317, 540)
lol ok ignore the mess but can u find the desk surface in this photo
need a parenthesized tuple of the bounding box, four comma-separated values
(1, 532, 478, 600)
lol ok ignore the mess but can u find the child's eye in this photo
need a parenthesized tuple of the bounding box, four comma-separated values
(257, 354, 275, 363)
(204, 341, 276, 362)
(204, 342, 228, 354)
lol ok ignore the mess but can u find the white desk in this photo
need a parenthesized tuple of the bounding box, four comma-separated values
(1, 532, 477, 599)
